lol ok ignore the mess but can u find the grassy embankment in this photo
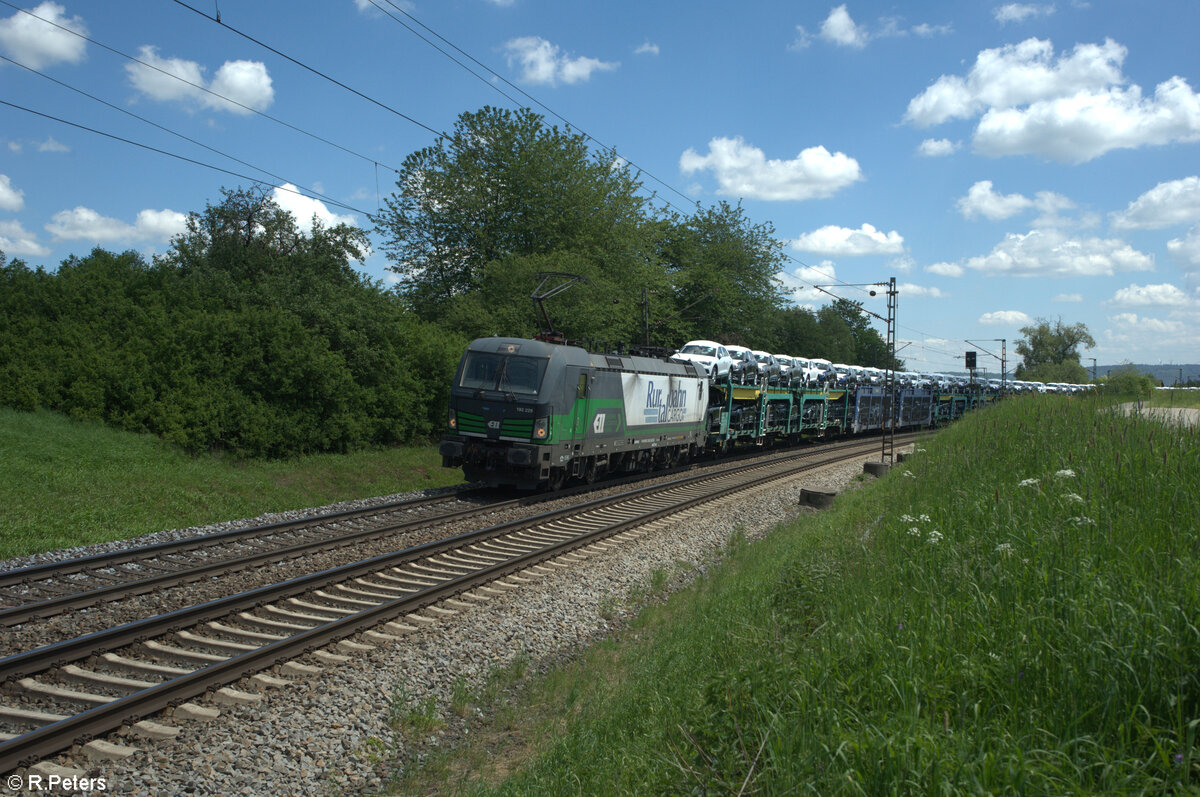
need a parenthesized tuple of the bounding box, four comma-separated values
(0, 408, 463, 560)
(1149, 389, 1200, 410)
(394, 395, 1199, 795)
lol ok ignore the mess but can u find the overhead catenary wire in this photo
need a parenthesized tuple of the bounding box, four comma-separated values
(175, 0, 866, 301)
(362, 0, 872, 299)
(368, 0, 701, 214)
(170, 0, 445, 139)
(0, 99, 370, 216)
(0, 0, 408, 178)
(8, 0, 906, 311)
(0, 54, 354, 214)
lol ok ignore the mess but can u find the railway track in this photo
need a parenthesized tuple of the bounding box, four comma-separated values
(1, 434, 916, 775)
(0, 435, 875, 633)
(0, 488, 508, 628)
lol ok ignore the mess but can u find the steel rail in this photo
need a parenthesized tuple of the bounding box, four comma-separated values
(0, 433, 896, 627)
(0, 489, 487, 590)
(0, 491, 518, 627)
(0, 439, 888, 683)
(0, 436, 908, 773)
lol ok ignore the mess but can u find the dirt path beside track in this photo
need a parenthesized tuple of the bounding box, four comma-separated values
(1116, 402, 1200, 428)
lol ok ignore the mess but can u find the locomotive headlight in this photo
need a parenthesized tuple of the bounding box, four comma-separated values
(448, 410, 457, 430)
(533, 417, 549, 440)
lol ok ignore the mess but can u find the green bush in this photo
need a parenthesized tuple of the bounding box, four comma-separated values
(0, 190, 464, 458)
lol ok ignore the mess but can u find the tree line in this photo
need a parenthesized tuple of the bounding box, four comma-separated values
(0, 106, 900, 458)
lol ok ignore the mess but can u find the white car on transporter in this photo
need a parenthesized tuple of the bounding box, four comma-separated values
(672, 340, 734, 382)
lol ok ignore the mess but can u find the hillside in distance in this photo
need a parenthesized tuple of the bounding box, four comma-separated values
(1099, 363, 1200, 385)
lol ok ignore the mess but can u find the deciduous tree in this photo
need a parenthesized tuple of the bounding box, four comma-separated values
(373, 106, 655, 340)
(1014, 318, 1095, 383)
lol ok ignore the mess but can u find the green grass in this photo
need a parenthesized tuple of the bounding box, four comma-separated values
(0, 408, 463, 560)
(1149, 389, 1200, 410)
(400, 395, 1200, 795)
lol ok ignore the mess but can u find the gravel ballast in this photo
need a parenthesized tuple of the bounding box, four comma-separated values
(14, 451, 900, 795)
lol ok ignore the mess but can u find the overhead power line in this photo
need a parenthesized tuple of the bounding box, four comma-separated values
(1, 54, 352, 213)
(0, 0, 407, 178)
(0, 99, 370, 216)
(171, 0, 445, 138)
(5, 0, 896, 307)
(363, 0, 871, 297)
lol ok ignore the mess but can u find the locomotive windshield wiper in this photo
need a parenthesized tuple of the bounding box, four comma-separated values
(496, 359, 517, 401)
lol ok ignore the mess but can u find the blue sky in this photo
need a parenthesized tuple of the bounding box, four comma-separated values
(2, 0, 1198, 374)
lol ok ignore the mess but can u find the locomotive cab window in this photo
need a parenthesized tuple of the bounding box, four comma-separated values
(459, 352, 547, 395)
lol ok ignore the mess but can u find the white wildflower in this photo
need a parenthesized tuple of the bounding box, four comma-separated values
(908, 527, 921, 537)
(995, 542, 1014, 557)
(1018, 478, 1039, 487)
(1055, 469, 1076, 479)
(927, 530, 943, 544)
(1072, 516, 1096, 527)
(1063, 493, 1084, 504)
(900, 514, 915, 523)
(915, 447, 926, 453)
(919, 514, 931, 523)
(902, 470, 916, 479)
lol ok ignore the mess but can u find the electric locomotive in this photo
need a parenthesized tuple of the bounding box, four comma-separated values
(440, 337, 708, 490)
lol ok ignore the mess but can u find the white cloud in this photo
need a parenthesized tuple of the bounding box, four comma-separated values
(1107, 282, 1190, 307)
(205, 60, 274, 114)
(926, 261, 964, 277)
(912, 23, 953, 38)
(957, 180, 1033, 220)
(125, 46, 274, 113)
(963, 228, 1153, 277)
(503, 36, 617, 86)
(37, 137, 69, 153)
(904, 37, 1200, 163)
(1168, 225, 1200, 269)
(804, 6, 950, 49)
(133, 209, 187, 241)
(1029, 191, 1077, 227)
(820, 5, 867, 49)
(680, 137, 862, 201)
(917, 138, 957, 157)
(1138, 318, 1184, 335)
(1107, 312, 1184, 335)
(777, 261, 841, 305)
(975, 77, 1200, 163)
(45, 206, 187, 242)
(271, 184, 358, 232)
(0, 1, 86, 70)
(898, 283, 948, 298)
(790, 223, 904, 256)
(1053, 293, 1083, 302)
(0, 174, 24, 211)
(979, 310, 1033, 325)
(1111, 176, 1200, 230)
(126, 45, 205, 103)
(355, 0, 414, 12)
(788, 26, 813, 51)
(1109, 311, 1138, 326)
(994, 4, 1056, 24)
(634, 41, 659, 56)
(0, 219, 49, 257)
(905, 38, 1126, 127)
(46, 207, 131, 241)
